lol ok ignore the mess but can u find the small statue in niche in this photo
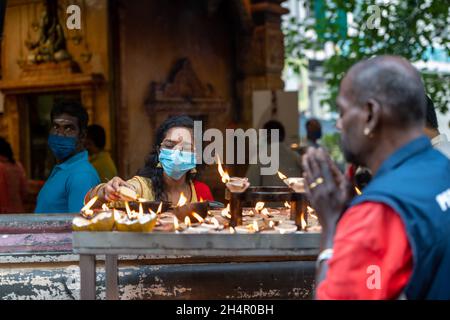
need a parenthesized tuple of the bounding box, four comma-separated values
(26, 0, 71, 64)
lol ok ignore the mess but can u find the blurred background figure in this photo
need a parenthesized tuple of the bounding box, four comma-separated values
(247, 120, 302, 186)
(424, 96, 450, 159)
(0, 137, 27, 213)
(85, 124, 118, 182)
(305, 118, 322, 148)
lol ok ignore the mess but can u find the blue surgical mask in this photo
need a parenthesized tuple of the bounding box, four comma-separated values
(159, 148, 196, 180)
(48, 134, 77, 160)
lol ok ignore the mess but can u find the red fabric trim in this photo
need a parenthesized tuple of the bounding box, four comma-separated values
(193, 180, 214, 201)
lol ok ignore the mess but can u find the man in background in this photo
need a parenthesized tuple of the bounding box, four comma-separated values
(424, 96, 450, 159)
(306, 118, 322, 148)
(85, 124, 118, 182)
(35, 101, 99, 213)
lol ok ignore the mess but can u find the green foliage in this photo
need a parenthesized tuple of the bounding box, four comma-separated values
(284, 0, 450, 113)
(321, 132, 345, 168)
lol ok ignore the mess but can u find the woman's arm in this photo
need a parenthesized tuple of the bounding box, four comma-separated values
(83, 176, 139, 206)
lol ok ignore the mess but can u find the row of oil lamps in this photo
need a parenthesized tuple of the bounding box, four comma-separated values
(72, 157, 319, 233)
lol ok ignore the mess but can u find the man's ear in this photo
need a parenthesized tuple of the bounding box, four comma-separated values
(365, 98, 381, 134)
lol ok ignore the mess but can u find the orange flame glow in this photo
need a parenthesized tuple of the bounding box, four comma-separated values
(355, 187, 362, 195)
(284, 201, 291, 209)
(173, 217, 179, 230)
(125, 201, 132, 218)
(255, 202, 265, 212)
(253, 220, 259, 232)
(156, 202, 163, 215)
(217, 155, 230, 183)
(211, 217, 220, 229)
(277, 171, 288, 180)
(184, 216, 191, 228)
(221, 204, 231, 219)
(192, 212, 204, 223)
(177, 192, 188, 207)
(261, 208, 270, 217)
(81, 196, 98, 213)
(301, 212, 307, 230)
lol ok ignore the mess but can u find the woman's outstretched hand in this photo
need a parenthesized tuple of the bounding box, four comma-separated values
(100, 177, 136, 202)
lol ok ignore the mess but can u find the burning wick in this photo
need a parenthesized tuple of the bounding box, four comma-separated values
(284, 201, 291, 209)
(211, 217, 220, 229)
(192, 212, 204, 223)
(355, 187, 362, 195)
(229, 227, 235, 234)
(81, 196, 98, 211)
(217, 155, 230, 183)
(177, 192, 188, 207)
(138, 203, 144, 218)
(269, 221, 275, 228)
(277, 171, 288, 180)
(261, 208, 270, 217)
(221, 204, 231, 219)
(173, 217, 180, 232)
(125, 201, 133, 220)
(156, 202, 163, 215)
(255, 202, 265, 212)
(301, 212, 307, 230)
(184, 216, 192, 228)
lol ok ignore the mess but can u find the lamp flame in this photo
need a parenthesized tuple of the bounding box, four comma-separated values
(277, 171, 288, 180)
(301, 212, 307, 230)
(269, 221, 275, 228)
(221, 204, 231, 219)
(192, 212, 204, 223)
(355, 187, 362, 195)
(217, 155, 230, 183)
(173, 217, 179, 230)
(81, 196, 98, 212)
(261, 208, 270, 217)
(255, 202, 265, 212)
(125, 201, 136, 220)
(284, 201, 291, 209)
(177, 192, 188, 207)
(184, 216, 191, 228)
(156, 202, 163, 215)
(101, 203, 109, 211)
(211, 217, 220, 229)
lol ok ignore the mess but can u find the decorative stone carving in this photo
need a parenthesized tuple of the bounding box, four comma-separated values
(147, 58, 218, 105)
(25, 0, 73, 65)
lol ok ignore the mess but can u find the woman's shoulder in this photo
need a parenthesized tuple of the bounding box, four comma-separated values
(193, 180, 214, 201)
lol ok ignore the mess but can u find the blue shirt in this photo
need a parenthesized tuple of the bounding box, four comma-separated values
(35, 151, 100, 214)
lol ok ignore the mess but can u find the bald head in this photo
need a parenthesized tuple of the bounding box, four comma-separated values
(342, 55, 426, 127)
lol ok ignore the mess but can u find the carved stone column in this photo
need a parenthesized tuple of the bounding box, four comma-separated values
(238, 0, 288, 128)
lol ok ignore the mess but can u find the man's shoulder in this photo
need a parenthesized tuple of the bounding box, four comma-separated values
(66, 160, 100, 183)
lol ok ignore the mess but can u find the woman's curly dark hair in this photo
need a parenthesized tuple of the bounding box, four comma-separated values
(137, 115, 196, 201)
